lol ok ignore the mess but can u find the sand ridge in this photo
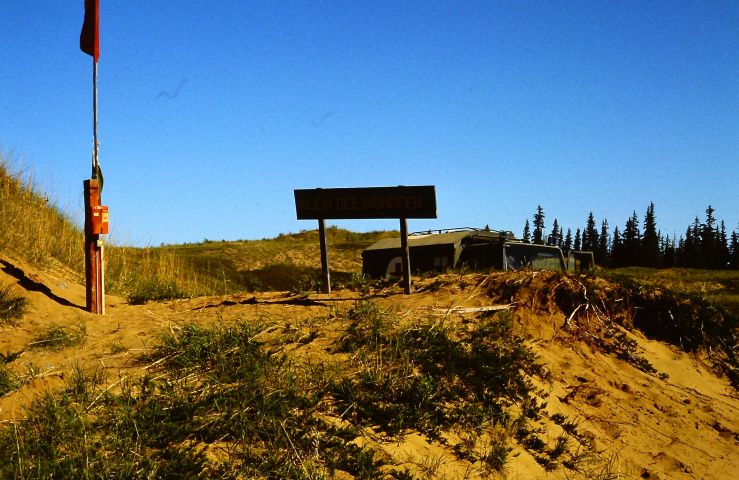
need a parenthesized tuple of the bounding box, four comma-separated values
(1, 258, 737, 478)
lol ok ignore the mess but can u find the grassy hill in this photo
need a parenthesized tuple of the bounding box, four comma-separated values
(0, 155, 83, 273)
(104, 227, 396, 303)
(2, 152, 394, 301)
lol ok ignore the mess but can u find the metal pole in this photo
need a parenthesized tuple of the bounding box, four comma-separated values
(318, 219, 331, 294)
(400, 217, 411, 294)
(92, 61, 99, 178)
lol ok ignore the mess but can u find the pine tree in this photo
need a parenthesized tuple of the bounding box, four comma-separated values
(582, 212, 599, 253)
(702, 205, 717, 268)
(692, 216, 702, 267)
(642, 202, 660, 267)
(533, 205, 545, 245)
(522, 219, 531, 243)
(598, 219, 610, 264)
(558, 225, 564, 247)
(730, 230, 739, 269)
(718, 221, 729, 268)
(622, 212, 641, 266)
(574, 228, 581, 251)
(677, 233, 687, 267)
(661, 233, 676, 268)
(563, 228, 573, 253)
(611, 226, 624, 266)
(679, 222, 699, 268)
(549, 219, 560, 246)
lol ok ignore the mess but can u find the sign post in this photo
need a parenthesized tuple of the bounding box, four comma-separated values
(399, 217, 411, 294)
(294, 185, 436, 294)
(84, 178, 106, 314)
(318, 218, 331, 293)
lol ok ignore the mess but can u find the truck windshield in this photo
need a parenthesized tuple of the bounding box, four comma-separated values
(505, 244, 564, 271)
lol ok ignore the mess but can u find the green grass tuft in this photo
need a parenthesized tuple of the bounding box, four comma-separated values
(0, 362, 20, 396)
(29, 321, 86, 350)
(0, 283, 27, 324)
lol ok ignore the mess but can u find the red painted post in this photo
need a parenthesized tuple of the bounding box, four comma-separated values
(83, 179, 105, 314)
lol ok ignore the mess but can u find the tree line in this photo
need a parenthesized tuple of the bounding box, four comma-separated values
(521, 203, 739, 269)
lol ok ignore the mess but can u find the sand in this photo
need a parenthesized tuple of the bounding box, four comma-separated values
(1, 255, 736, 479)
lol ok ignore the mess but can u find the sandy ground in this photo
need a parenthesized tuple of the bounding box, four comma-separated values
(1, 254, 737, 479)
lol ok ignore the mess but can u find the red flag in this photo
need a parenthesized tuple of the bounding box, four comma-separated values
(80, 0, 99, 62)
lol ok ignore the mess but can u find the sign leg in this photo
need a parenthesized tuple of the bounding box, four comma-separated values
(400, 218, 411, 294)
(318, 219, 331, 294)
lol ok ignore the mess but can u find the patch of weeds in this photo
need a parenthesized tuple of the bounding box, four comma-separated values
(329, 443, 386, 479)
(338, 300, 390, 351)
(108, 340, 127, 354)
(610, 332, 657, 374)
(478, 430, 512, 473)
(550, 432, 571, 459)
(593, 273, 739, 388)
(552, 413, 582, 437)
(127, 278, 188, 304)
(153, 322, 386, 476)
(522, 434, 546, 452)
(0, 283, 27, 324)
(416, 276, 446, 293)
(556, 279, 661, 376)
(390, 468, 417, 479)
(346, 272, 372, 295)
(0, 361, 20, 396)
(23, 362, 41, 381)
(29, 321, 86, 350)
(333, 302, 546, 474)
(67, 362, 106, 404)
(562, 450, 628, 479)
(0, 319, 392, 479)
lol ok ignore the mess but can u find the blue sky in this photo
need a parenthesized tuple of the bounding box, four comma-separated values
(2, 1, 737, 246)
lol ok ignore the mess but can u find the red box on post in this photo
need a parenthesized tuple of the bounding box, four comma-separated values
(90, 205, 109, 234)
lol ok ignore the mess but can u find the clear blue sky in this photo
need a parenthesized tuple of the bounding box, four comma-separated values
(2, 1, 737, 246)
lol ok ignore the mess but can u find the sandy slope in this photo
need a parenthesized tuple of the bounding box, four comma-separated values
(1, 256, 737, 479)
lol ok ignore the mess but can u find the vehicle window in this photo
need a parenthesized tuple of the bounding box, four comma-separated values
(505, 244, 563, 271)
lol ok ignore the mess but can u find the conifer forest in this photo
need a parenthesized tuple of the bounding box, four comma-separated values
(522, 203, 739, 269)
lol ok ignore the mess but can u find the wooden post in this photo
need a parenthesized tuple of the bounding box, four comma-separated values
(318, 219, 331, 294)
(84, 179, 104, 314)
(400, 217, 411, 294)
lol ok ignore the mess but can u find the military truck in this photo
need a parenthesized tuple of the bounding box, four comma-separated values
(362, 227, 570, 277)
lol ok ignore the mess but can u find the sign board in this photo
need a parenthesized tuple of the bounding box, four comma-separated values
(294, 186, 437, 220)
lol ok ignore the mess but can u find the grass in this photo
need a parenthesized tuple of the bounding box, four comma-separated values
(0, 302, 619, 478)
(592, 269, 739, 386)
(1, 152, 394, 303)
(0, 153, 83, 272)
(28, 321, 86, 350)
(488, 268, 739, 387)
(333, 303, 558, 473)
(0, 283, 27, 324)
(104, 228, 395, 302)
(0, 319, 387, 479)
(604, 267, 739, 316)
(0, 361, 20, 396)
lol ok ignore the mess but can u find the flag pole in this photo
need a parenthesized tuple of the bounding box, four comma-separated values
(92, 60, 98, 178)
(82, 0, 105, 314)
(93, 55, 105, 315)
